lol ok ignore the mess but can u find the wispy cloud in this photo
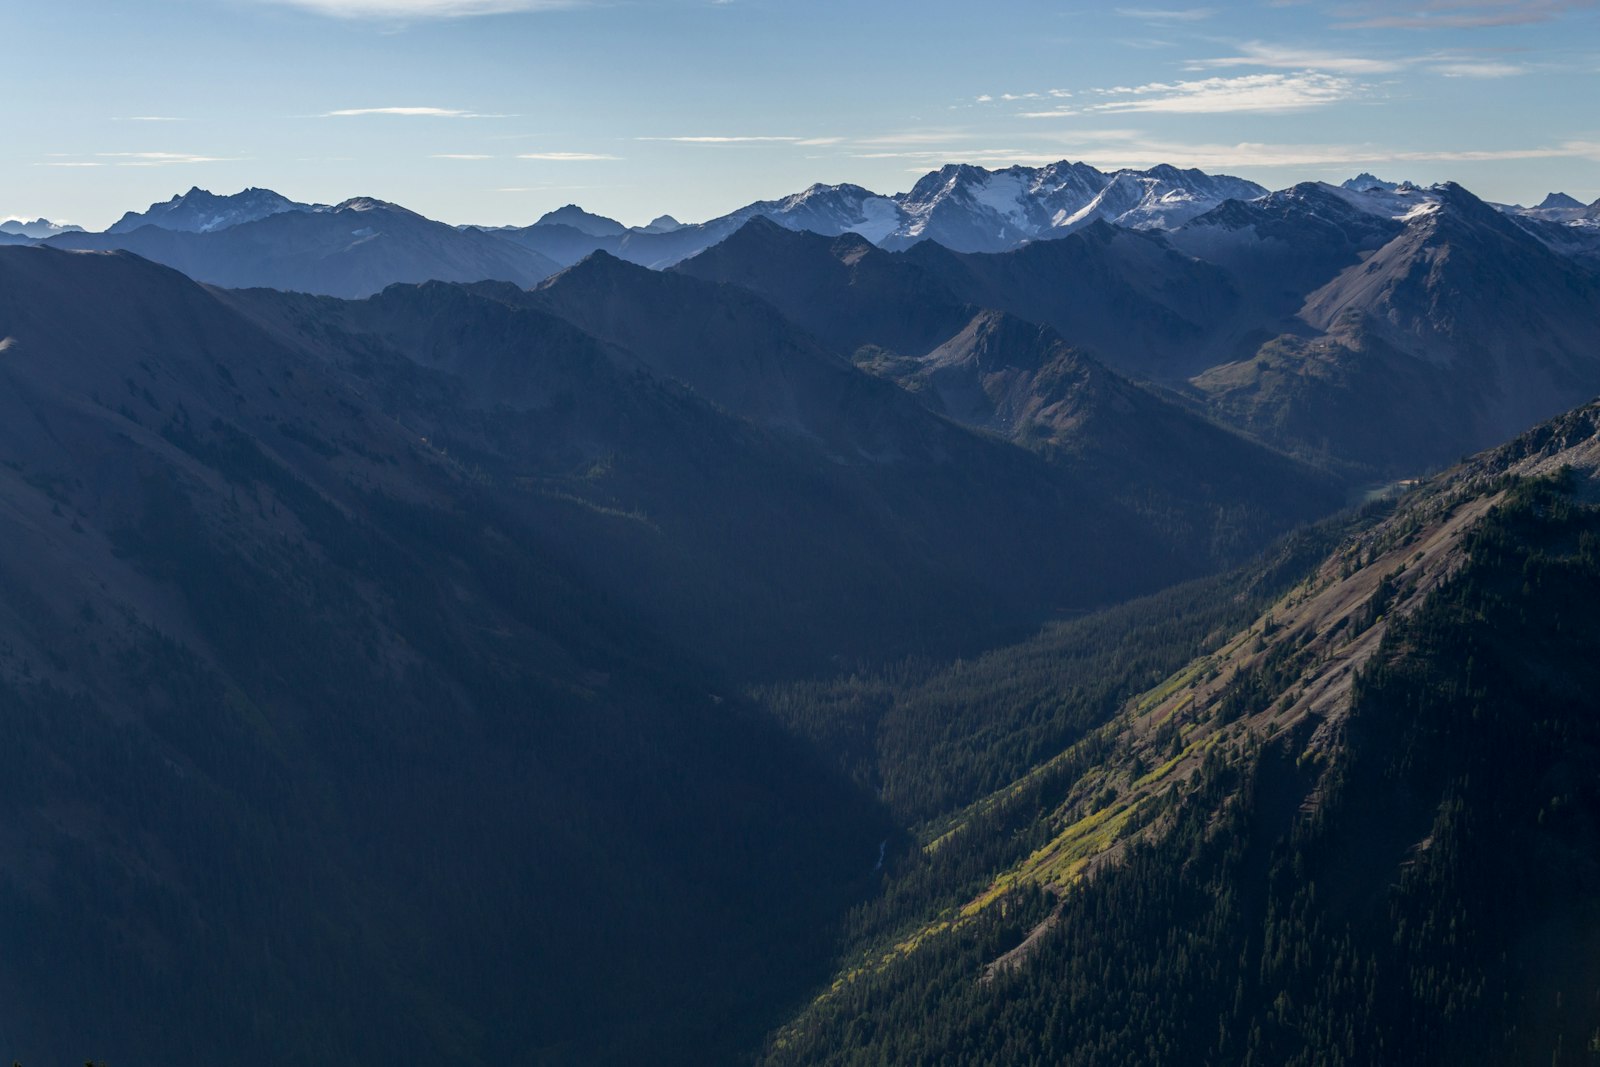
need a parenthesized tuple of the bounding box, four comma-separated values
(638, 131, 978, 151)
(324, 106, 501, 117)
(1396, 140, 1600, 161)
(1086, 72, 1357, 113)
(977, 89, 1074, 103)
(1189, 41, 1530, 78)
(855, 149, 1073, 168)
(1021, 134, 1600, 170)
(1188, 41, 1407, 74)
(1432, 59, 1527, 76)
(517, 151, 621, 160)
(94, 151, 239, 166)
(1334, 0, 1594, 29)
(494, 183, 626, 192)
(854, 130, 977, 146)
(255, 0, 586, 18)
(817, 131, 1600, 175)
(1114, 6, 1215, 21)
(639, 135, 804, 143)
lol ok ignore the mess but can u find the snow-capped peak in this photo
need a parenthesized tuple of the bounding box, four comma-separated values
(107, 187, 319, 235)
(1323, 180, 1443, 221)
(0, 217, 84, 238)
(731, 182, 907, 244)
(1341, 173, 1402, 194)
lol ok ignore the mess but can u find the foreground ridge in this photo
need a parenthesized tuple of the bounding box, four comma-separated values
(766, 400, 1600, 1066)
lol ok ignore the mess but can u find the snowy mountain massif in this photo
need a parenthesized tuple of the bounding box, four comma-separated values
(106, 186, 323, 234)
(18, 162, 1595, 278)
(0, 217, 84, 239)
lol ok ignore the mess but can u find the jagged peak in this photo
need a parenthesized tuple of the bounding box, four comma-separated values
(1342, 172, 1401, 193)
(732, 214, 789, 237)
(539, 246, 652, 290)
(1535, 191, 1584, 211)
(534, 204, 627, 236)
(699, 215, 866, 260)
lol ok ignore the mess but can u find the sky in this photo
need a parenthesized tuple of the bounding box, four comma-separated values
(4, 0, 1598, 228)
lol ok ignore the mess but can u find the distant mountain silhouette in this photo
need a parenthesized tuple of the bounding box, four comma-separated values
(53, 197, 560, 297)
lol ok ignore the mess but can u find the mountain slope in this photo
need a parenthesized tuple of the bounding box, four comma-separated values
(0, 244, 890, 1067)
(217, 246, 1342, 681)
(535, 250, 1339, 572)
(672, 223, 1338, 555)
(902, 223, 1242, 378)
(672, 219, 975, 357)
(679, 217, 1241, 380)
(0, 243, 1346, 1064)
(1184, 183, 1600, 475)
(761, 401, 1600, 1066)
(1167, 181, 1407, 322)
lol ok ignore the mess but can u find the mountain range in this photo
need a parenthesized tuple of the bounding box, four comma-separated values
(52, 196, 561, 298)
(0, 218, 83, 240)
(13, 159, 1269, 288)
(106, 185, 319, 234)
(0, 229, 1336, 1064)
(486, 161, 1266, 267)
(4, 156, 1600, 1066)
(675, 179, 1600, 479)
(6, 165, 1597, 483)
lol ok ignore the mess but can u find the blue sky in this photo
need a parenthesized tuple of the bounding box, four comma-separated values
(5, 0, 1598, 227)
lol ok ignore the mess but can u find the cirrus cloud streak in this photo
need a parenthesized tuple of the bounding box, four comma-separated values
(256, 0, 585, 18)
(1086, 72, 1358, 113)
(518, 151, 621, 160)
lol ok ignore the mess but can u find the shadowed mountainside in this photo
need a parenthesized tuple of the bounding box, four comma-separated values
(0, 245, 887, 1067)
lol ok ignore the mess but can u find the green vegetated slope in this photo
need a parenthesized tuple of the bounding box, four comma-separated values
(762, 402, 1600, 1066)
